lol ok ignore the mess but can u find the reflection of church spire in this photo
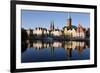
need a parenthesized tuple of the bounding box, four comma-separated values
(67, 48, 72, 60)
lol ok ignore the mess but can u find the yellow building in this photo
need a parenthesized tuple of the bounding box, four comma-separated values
(63, 14, 77, 37)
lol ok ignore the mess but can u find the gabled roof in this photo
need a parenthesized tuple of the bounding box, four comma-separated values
(76, 24, 85, 32)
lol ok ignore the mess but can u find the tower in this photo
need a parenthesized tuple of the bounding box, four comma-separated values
(50, 21, 52, 30)
(67, 12, 72, 27)
(50, 21, 55, 30)
(52, 21, 54, 30)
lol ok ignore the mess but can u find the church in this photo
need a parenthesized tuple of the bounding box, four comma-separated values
(26, 13, 87, 39)
(63, 13, 86, 38)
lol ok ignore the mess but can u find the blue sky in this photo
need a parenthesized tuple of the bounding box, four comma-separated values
(21, 10, 90, 29)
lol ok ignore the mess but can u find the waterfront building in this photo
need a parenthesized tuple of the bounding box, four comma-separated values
(33, 27, 43, 35)
(51, 29, 62, 36)
(76, 24, 86, 38)
(33, 27, 49, 36)
(49, 21, 63, 36)
(63, 13, 86, 38)
(63, 13, 77, 37)
(25, 13, 88, 39)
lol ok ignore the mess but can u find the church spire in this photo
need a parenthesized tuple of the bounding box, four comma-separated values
(50, 21, 52, 30)
(67, 12, 72, 27)
(68, 12, 71, 19)
(50, 20, 55, 30)
(52, 20, 54, 30)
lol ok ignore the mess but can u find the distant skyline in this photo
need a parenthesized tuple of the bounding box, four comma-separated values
(21, 10, 90, 29)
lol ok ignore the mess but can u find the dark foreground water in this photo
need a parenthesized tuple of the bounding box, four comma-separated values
(21, 40, 90, 63)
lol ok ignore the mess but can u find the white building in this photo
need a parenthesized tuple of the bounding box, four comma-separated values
(33, 27, 49, 36)
(51, 29, 62, 36)
(33, 27, 43, 35)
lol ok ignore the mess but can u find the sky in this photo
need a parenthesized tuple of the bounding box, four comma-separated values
(21, 10, 90, 30)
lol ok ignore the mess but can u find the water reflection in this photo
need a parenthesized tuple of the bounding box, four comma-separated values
(21, 40, 90, 63)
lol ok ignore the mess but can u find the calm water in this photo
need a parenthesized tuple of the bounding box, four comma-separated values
(21, 40, 90, 63)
